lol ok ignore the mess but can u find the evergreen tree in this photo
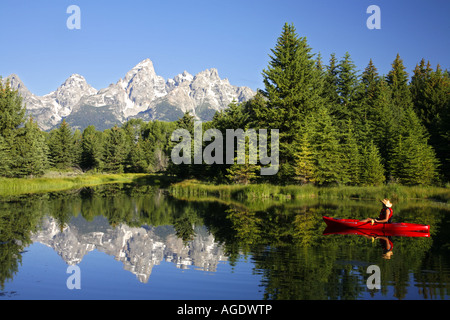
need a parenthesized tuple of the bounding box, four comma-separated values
(103, 125, 127, 173)
(334, 52, 359, 126)
(244, 91, 269, 129)
(72, 129, 82, 168)
(389, 132, 438, 185)
(225, 148, 260, 185)
(226, 162, 260, 185)
(366, 78, 396, 175)
(213, 100, 249, 132)
(175, 111, 195, 133)
(167, 111, 195, 179)
(0, 134, 11, 177)
(361, 59, 380, 99)
(410, 59, 434, 127)
(0, 79, 26, 177)
(125, 139, 148, 173)
(142, 120, 175, 172)
(438, 70, 450, 181)
(11, 118, 49, 177)
(81, 125, 104, 171)
(262, 22, 322, 119)
(293, 127, 316, 185)
(389, 106, 439, 185)
(386, 54, 412, 124)
(353, 59, 381, 145)
(339, 120, 362, 185)
(122, 119, 148, 173)
(48, 119, 75, 169)
(322, 53, 340, 114)
(360, 140, 385, 186)
(411, 61, 450, 180)
(0, 79, 25, 138)
(260, 23, 324, 182)
(315, 52, 324, 73)
(393, 107, 439, 184)
(209, 101, 252, 182)
(325, 54, 362, 185)
(309, 106, 342, 186)
(384, 54, 440, 184)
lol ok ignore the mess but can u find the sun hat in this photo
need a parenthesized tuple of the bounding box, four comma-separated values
(381, 199, 392, 208)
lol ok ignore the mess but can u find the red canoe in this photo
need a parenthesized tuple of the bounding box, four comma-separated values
(323, 216, 430, 233)
(323, 226, 430, 238)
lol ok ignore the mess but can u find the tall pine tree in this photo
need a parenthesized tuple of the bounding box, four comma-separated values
(411, 61, 450, 180)
(0, 78, 25, 138)
(322, 53, 340, 116)
(389, 131, 438, 185)
(10, 117, 49, 177)
(385, 54, 439, 184)
(167, 111, 195, 179)
(260, 23, 324, 182)
(334, 52, 359, 127)
(0, 134, 11, 177)
(293, 124, 316, 185)
(360, 140, 385, 186)
(125, 139, 148, 173)
(103, 125, 127, 173)
(339, 119, 362, 185)
(386, 53, 413, 129)
(309, 106, 342, 186)
(353, 59, 381, 145)
(81, 125, 104, 171)
(48, 119, 75, 169)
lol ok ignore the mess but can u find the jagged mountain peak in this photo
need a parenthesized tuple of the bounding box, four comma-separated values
(167, 71, 194, 89)
(67, 73, 86, 80)
(181, 70, 192, 76)
(4, 73, 22, 83)
(134, 58, 154, 69)
(179, 70, 194, 81)
(56, 74, 96, 92)
(123, 59, 158, 82)
(64, 73, 88, 83)
(3, 73, 34, 100)
(7, 58, 256, 131)
(4, 73, 26, 90)
(50, 74, 97, 111)
(119, 59, 167, 107)
(196, 68, 220, 80)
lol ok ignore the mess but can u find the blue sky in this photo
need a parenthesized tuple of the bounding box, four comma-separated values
(0, 0, 448, 96)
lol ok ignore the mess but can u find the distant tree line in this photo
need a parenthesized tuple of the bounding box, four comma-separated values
(0, 23, 448, 186)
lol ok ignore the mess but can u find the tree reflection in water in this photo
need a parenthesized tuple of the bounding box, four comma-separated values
(0, 183, 449, 299)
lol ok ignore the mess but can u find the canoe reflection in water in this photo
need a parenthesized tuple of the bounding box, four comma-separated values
(323, 224, 431, 260)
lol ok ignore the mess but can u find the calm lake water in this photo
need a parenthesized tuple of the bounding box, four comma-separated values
(0, 183, 449, 300)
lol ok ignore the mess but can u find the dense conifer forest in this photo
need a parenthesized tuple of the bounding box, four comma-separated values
(1, 23, 448, 186)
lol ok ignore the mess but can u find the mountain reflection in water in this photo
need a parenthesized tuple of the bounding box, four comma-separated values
(0, 183, 449, 300)
(31, 216, 227, 283)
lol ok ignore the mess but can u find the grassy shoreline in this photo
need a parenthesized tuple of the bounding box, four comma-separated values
(0, 173, 155, 196)
(168, 179, 450, 203)
(1, 173, 449, 204)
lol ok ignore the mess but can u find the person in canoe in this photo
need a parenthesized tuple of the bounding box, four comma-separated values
(360, 199, 393, 225)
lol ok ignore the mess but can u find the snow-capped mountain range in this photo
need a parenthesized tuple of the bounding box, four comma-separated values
(3, 59, 256, 131)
